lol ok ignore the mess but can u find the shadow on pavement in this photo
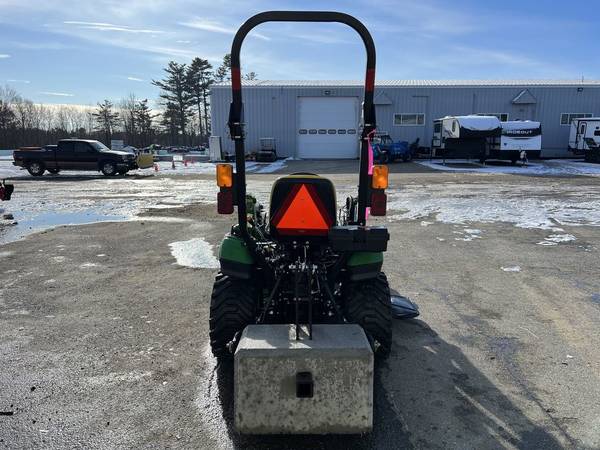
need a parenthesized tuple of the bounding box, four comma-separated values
(212, 319, 566, 449)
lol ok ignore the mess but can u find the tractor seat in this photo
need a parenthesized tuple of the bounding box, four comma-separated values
(269, 173, 336, 239)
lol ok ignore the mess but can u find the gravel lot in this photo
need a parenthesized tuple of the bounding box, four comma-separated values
(1, 161, 599, 449)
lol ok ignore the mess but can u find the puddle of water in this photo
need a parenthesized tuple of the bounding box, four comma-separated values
(0, 210, 126, 244)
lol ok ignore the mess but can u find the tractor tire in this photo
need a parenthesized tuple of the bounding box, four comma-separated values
(343, 272, 393, 358)
(402, 152, 413, 162)
(209, 274, 257, 358)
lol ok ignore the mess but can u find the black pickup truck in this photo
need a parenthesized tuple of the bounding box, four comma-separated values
(13, 139, 138, 176)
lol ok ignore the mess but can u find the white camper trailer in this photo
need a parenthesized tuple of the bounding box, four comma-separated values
(486, 121, 542, 163)
(432, 115, 502, 160)
(568, 117, 600, 162)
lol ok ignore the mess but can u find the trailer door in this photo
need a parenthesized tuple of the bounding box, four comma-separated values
(578, 122, 587, 150)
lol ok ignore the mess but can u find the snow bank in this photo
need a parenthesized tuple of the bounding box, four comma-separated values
(168, 238, 219, 269)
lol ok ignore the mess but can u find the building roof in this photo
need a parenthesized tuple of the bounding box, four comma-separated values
(213, 79, 600, 88)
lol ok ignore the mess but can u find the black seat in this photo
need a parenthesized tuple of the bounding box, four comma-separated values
(269, 173, 336, 239)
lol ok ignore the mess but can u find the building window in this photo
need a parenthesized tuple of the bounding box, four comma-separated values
(394, 113, 425, 126)
(318, 129, 327, 134)
(561, 113, 593, 125)
(327, 129, 336, 134)
(337, 129, 346, 134)
(477, 113, 509, 122)
(308, 129, 317, 134)
(299, 129, 307, 134)
(347, 129, 356, 134)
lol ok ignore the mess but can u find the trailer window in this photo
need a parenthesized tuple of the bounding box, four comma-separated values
(394, 113, 425, 126)
(434, 122, 441, 133)
(561, 113, 593, 125)
(595, 129, 600, 136)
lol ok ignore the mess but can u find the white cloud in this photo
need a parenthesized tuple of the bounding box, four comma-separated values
(64, 21, 163, 34)
(126, 76, 144, 82)
(40, 91, 75, 97)
(179, 18, 270, 41)
(0, 54, 11, 59)
(7, 79, 31, 84)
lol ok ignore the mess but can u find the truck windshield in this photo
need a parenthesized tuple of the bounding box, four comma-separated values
(91, 142, 110, 151)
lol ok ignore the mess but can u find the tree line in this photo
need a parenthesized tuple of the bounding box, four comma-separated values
(0, 54, 256, 149)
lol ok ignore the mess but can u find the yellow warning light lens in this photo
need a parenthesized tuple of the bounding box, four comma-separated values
(372, 165, 388, 189)
(216, 164, 233, 188)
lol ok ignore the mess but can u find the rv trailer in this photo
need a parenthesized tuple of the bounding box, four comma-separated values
(568, 117, 600, 162)
(432, 115, 502, 160)
(486, 121, 542, 163)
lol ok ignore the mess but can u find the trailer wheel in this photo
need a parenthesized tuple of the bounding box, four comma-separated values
(27, 161, 45, 176)
(343, 272, 392, 358)
(209, 274, 257, 358)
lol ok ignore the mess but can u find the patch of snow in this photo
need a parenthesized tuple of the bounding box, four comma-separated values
(537, 234, 576, 246)
(51, 256, 66, 263)
(80, 262, 99, 268)
(253, 157, 291, 174)
(502, 266, 522, 272)
(436, 237, 445, 241)
(168, 238, 219, 269)
(0, 251, 13, 258)
(453, 228, 482, 242)
(420, 221, 433, 227)
(416, 159, 600, 177)
(388, 182, 600, 230)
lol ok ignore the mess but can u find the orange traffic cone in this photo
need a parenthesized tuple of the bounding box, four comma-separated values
(154, 163, 159, 172)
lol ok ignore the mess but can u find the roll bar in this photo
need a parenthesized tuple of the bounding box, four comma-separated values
(228, 11, 377, 243)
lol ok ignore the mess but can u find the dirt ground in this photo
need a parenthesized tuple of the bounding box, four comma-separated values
(0, 162, 599, 449)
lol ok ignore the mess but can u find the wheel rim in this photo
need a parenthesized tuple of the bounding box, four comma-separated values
(103, 163, 114, 174)
(30, 163, 41, 173)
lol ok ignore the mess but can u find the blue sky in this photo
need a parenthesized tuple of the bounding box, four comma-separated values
(0, 0, 598, 106)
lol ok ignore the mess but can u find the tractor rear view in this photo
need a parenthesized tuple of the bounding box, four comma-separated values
(208, 11, 392, 434)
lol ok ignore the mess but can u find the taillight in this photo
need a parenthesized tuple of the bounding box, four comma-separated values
(370, 191, 387, 216)
(217, 190, 234, 214)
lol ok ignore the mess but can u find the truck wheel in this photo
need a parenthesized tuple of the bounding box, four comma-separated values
(380, 153, 389, 164)
(101, 162, 117, 176)
(209, 274, 257, 358)
(27, 162, 45, 176)
(47, 168, 60, 175)
(402, 153, 412, 162)
(343, 272, 392, 358)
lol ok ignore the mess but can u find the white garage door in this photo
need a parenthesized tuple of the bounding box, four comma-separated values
(297, 97, 359, 159)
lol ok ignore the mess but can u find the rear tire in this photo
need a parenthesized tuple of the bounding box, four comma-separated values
(209, 274, 257, 358)
(343, 272, 392, 358)
(27, 161, 45, 176)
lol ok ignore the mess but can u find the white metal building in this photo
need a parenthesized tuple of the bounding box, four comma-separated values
(210, 80, 600, 158)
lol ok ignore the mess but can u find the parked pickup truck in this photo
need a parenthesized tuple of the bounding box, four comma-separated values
(13, 139, 139, 176)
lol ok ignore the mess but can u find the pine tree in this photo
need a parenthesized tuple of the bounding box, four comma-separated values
(135, 99, 155, 147)
(186, 57, 213, 141)
(152, 62, 193, 143)
(244, 72, 258, 81)
(214, 53, 231, 83)
(92, 100, 119, 145)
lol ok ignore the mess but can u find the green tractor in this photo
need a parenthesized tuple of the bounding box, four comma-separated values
(209, 11, 392, 359)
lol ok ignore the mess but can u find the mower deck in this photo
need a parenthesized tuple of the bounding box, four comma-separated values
(234, 324, 374, 434)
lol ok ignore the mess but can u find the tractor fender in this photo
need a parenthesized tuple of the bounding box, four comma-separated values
(219, 235, 254, 279)
(346, 252, 383, 281)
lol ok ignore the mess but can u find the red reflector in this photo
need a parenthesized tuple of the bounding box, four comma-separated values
(272, 184, 333, 235)
(370, 191, 387, 216)
(217, 190, 234, 214)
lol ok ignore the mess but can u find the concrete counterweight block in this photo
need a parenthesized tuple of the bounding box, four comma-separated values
(234, 324, 374, 434)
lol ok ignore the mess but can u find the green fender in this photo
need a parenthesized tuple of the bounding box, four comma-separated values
(219, 235, 254, 279)
(346, 252, 383, 281)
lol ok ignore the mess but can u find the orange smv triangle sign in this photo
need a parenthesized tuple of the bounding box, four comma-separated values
(274, 184, 330, 235)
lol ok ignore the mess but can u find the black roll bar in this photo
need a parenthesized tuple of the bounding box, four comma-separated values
(228, 11, 377, 245)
